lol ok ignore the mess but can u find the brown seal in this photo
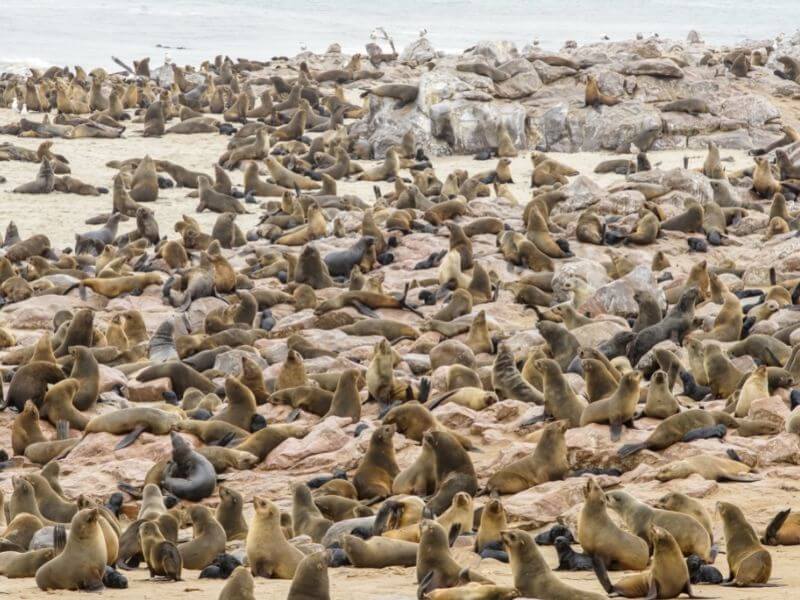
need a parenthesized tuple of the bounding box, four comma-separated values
(655, 492, 714, 543)
(287, 550, 331, 600)
(485, 420, 569, 494)
(0, 547, 55, 578)
(35, 508, 107, 591)
(416, 520, 491, 595)
(11, 401, 47, 455)
(424, 430, 478, 515)
(219, 566, 256, 600)
(84, 407, 180, 449)
(585, 75, 620, 107)
(593, 525, 694, 598)
(579, 371, 642, 440)
(475, 497, 507, 553)
(139, 520, 182, 580)
(342, 534, 418, 567)
(605, 490, 711, 560)
(247, 496, 304, 578)
(577, 478, 648, 570)
(292, 483, 333, 543)
(503, 529, 604, 600)
(718, 501, 772, 586)
(177, 505, 226, 570)
(353, 424, 399, 499)
(216, 485, 249, 541)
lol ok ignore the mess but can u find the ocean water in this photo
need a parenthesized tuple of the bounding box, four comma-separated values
(1, 0, 799, 73)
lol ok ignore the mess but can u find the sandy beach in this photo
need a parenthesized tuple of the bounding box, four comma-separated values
(3, 23, 800, 600)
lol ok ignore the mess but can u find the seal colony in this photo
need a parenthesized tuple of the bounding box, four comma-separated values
(3, 26, 800, 600)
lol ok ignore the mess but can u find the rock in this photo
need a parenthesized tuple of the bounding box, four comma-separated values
(531, 60, 576, 84)
(748, 396, 790, 428)
(98, 365, 127, 393)
(3, 295, 103, 329)
(465, 41, 518, 65)
(552, 175, 607, 214)
(185, 297, 227, 332)
(127, 377, 171, 403)
(540, 102, 662, 152)
(400, 37, 436, 64)
(571, 321, 628, 347)
(264, 418, 353, 470)
(661, 168, 714, 204)
(213, 348, 268, 375)
(687, 130, 753, 150)
(503, 475, 619, 524)
(720, 95, 780, 127)
(605, 190, 647, 214)
(620, 59, 684, 78)
(551, 259, 612, 297)
(429, 98, 528, 154)
(583, 265, 662, 317)
(493, 59, 542, 99)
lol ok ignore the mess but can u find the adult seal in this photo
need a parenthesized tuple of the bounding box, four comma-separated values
(161, 432, 216, 501)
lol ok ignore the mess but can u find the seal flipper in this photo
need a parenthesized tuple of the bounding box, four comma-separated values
(609, 420, 623, 442)
(53, 524, 67, 553)
(117, 482, 144, 499)
(682, 424, 726, 443)
(56, 419, 70, 440)
(285, 408, 301, 422)
(618, 442, 647, 458)
(115, 424, 147, 449)
(447, 523, 461, 547)
(763, 508, 792, 545)
(591, 555, 615, 594)
(351, 300, 380, 319)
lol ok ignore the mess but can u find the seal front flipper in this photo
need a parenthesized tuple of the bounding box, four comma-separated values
(682, 424, 726, 443)
(115, 424, 147, 449)
(591, 554, 614, 594)
(351, 300, 380, 319)
(609, 420, 623, 442)
(285, 408, 302, 422)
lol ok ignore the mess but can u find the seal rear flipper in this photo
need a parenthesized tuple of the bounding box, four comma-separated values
(763, 508, 792, 545)
(591, 554, 615, 594)
(117, 482, 144, 499)
(56, 419, 70, 440)
(519, 412, 548, 427)
(53, 524, 67, 553)
(718, 473, 761, 483)
(115, 424, 148, 449)
(726, 448, 742, 462)
(209, 431, 236, 447)
(417, 377, 431, 404)
(425, 389, 455, 411)
(618, 442, 647, 458)
(682, 424, 726, 443)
